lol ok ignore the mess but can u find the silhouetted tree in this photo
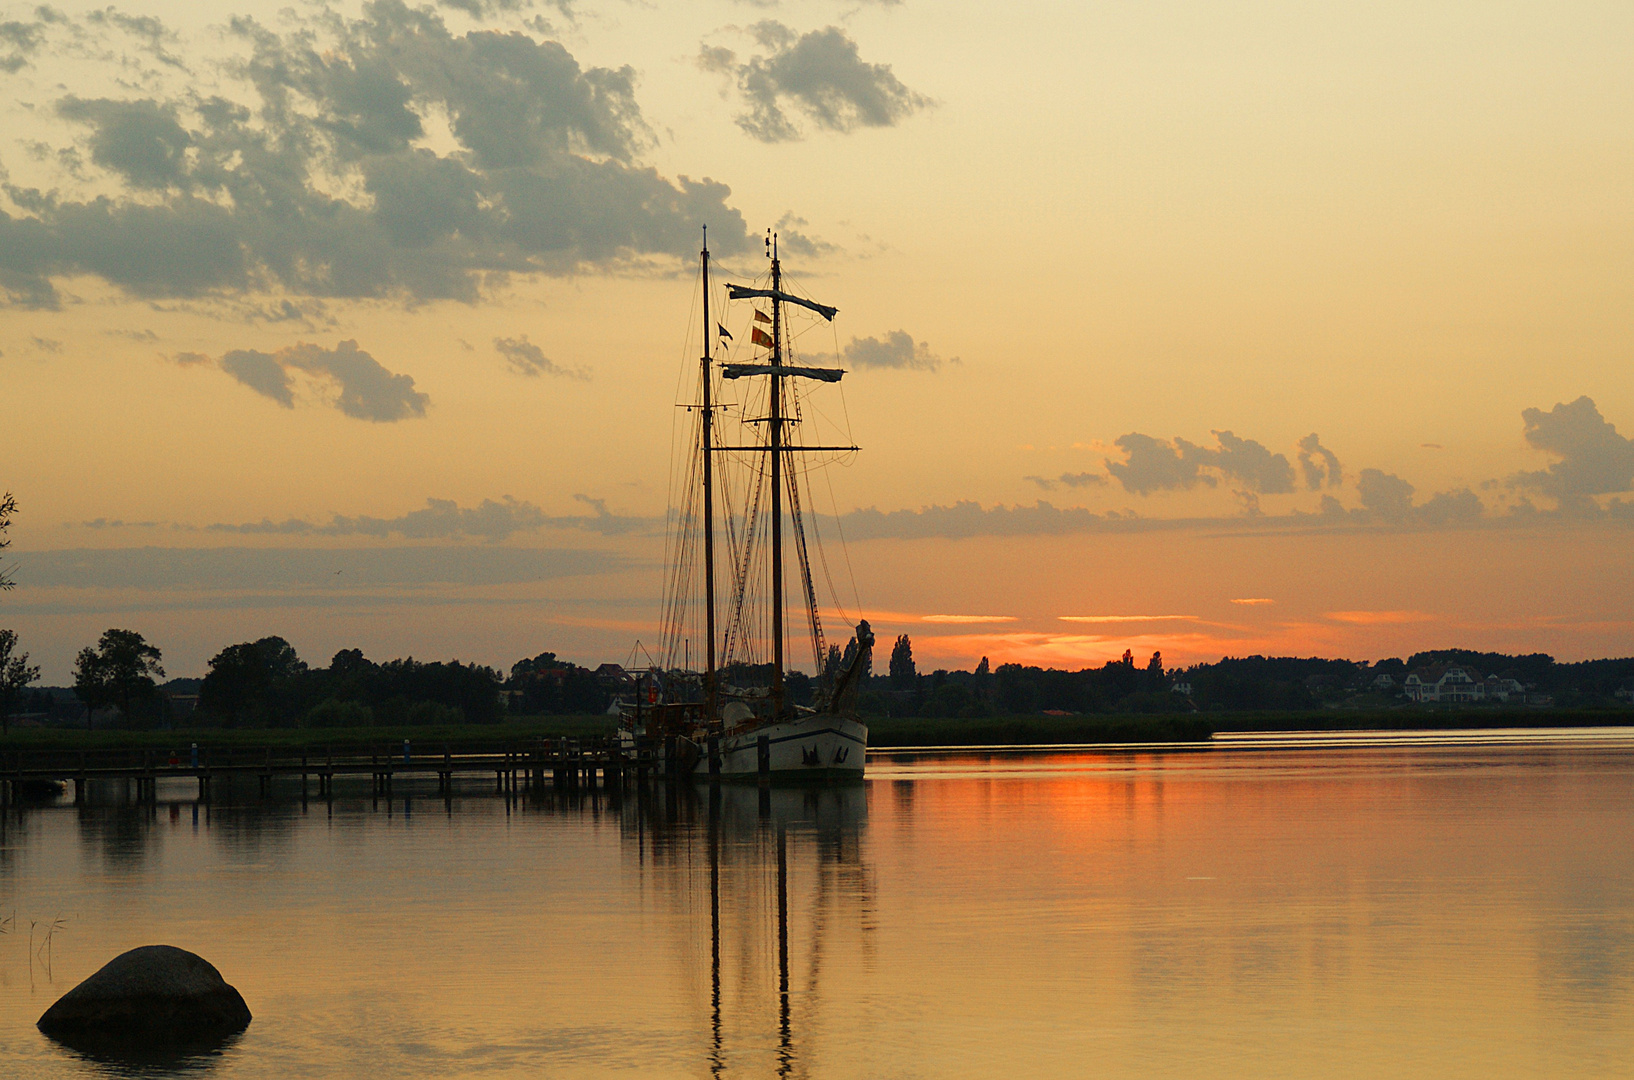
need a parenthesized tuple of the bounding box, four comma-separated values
(75, 629, 164, 729)
(823, 644, 843, 683)
(0, 629, 40, 736)
(889, 634, 916, 690)
(200, 636, 308, 726)
(0, 493, 15, 592)
(73, 647, 110, 730)
(508, 651, 606, 716)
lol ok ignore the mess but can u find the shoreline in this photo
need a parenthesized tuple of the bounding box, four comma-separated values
(2, 708, 1632, 753)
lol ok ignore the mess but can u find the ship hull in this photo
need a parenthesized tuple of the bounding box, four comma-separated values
(693, 713, 867, 779)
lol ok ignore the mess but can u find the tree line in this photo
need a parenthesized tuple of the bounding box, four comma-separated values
(4, 624, 1634, 731)
(862, 636, 1634, 718)
(1, 627, 631, 730)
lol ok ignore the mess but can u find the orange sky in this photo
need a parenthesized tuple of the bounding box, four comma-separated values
(1, 0, 1630, 679)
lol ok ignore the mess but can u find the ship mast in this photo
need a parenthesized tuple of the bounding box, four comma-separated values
(717, 234, 851, 718)
(769, 235, 786, 719)
(700, 229, 719, 726)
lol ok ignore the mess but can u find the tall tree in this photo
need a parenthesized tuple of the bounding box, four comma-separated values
(0, 492, 15, 591)
(73, 647, 110, 731)
(200, 637, 307, 726)
(75, 629, 164, 729)
(889, 634, 916, 690)
(0, 629, 40, 736)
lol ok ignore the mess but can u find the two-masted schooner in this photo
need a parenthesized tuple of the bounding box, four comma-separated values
(620, 229, 873, 780)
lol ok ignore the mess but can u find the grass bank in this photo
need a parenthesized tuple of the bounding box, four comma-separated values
(1213, 708, 1634, 733)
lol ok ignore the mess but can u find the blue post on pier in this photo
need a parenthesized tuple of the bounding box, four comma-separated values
(403, 739, 411, 764)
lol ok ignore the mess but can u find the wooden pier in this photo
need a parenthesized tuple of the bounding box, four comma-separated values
(0, 739, 674, 805)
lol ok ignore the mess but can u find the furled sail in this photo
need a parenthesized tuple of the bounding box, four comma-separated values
(720, 363, 845, 383)
(725, 284, 838, 321)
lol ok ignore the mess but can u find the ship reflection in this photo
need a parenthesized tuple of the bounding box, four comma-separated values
(615, 783, 872, 1078)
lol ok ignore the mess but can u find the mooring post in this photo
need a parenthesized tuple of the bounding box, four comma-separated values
(757, 734, 771, 786)
(708, 733, 721, 777)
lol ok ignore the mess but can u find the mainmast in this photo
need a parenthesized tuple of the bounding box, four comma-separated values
(769, 235, 786, 719)
(717, 234, 852, 718)
(700, 229, 718, 726)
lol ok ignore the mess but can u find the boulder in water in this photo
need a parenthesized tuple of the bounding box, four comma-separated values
(37, 945, 251, 1051)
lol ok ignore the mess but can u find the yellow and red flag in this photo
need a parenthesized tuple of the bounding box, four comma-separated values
(753, 309, 772, 324)
(751, 327, 774, 348)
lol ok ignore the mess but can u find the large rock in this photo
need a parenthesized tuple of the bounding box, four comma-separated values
(37, 945, 251, 1050)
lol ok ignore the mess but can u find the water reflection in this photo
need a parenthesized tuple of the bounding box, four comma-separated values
(2, 741, 1634, 1078)
(611, 782, 871, 1079)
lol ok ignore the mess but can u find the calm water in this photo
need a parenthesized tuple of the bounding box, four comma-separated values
(3, 730, 1633, 1078)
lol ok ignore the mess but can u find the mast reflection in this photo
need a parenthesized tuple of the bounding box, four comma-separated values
(615, 781, 872, 1078)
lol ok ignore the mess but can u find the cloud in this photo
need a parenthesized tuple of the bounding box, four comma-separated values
(1324, 610, 1436, 625)
(493, 334, 588, 379)
(1105, 434, 1212, 494)
(1212, 430, 1296, 494)
(220, 348, 296, 408)
(1353, 468, 1484, 526)
(1230, 598, 1274, 605)
(1354, 468, 1415, 521)
(1025, 471, 1108, 491)
(1297, 433, 1342, 490)
(0, 6, 61, 74)
(83, 8, 187, 71)
(79, 518, 164, 529)
(835, 330, 948, 371)
(206, 495, 653, 541)
(773, 212, 836, 258)
(0, 3, 751, 308)
(699, 22, 930, 142)
(1508, 396, 1634, 513)
(213, 341, 428, 421)
(1058, 615, 1198, 623)
(922, 614, 1016, 624)
(1105, 430, 1294, 495)
(840, 500, 1112, 539)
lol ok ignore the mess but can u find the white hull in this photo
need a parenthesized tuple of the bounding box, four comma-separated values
(695, 713, 867, 778)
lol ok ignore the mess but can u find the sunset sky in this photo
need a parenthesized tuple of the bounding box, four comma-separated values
(2, 0, 1631, 680)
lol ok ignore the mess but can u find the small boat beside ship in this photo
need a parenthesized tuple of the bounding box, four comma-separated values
(619, 229, 872, 780)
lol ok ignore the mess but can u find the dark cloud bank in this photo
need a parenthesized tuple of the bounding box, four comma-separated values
(205, 495, 649, 541)
(20, 545, 620, 593)
(0, 1, 752, 308)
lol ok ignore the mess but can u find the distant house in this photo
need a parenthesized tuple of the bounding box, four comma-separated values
(1170, 680, 1192, 696)
(1404, 665, 1484, 703)
(1616, 681, 1634, 702)
(1482, 676, 1526, 703)
(1371, 673, 1397, 691)
(594, 663, 632, 687)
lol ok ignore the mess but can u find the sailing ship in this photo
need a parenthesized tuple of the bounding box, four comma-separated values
(620, 229, 873, 780)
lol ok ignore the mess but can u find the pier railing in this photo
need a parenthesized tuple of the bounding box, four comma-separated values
(0, 738, 659, 804)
